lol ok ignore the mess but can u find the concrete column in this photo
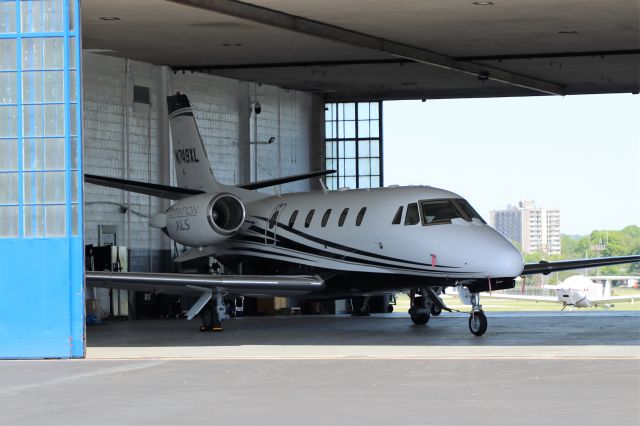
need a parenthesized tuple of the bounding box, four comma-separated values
(237, 82, 251, 185)
(154, 66, 171, 195)
(309, 93, 325, 191)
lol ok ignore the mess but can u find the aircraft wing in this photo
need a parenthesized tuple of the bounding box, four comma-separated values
(589, 295, 640, 305)
(522, 255, 640, 275)
(85, 271, 325, 298)
(488, 293, 559, 303)
(239, 170, 336, 190)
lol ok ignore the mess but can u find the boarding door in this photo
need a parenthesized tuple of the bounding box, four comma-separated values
(266, 203, 286, 245)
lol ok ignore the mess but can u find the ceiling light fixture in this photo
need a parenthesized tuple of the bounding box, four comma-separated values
(558, 30, 579, 34)
(473, 2, 494, 5)
(99, 17, 120, 21)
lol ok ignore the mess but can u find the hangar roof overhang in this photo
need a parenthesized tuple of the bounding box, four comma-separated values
(83, 0, 640, 101)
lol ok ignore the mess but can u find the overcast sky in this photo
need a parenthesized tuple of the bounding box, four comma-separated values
(383, 94, 640, 235)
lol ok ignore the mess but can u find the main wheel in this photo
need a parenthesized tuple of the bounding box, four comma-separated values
(410, 311, 430, 325)
(430, 304, 442, 316)
(410, 296, 430, 325)
(201, 305, 214, 331)
(468, 310, 487, 336)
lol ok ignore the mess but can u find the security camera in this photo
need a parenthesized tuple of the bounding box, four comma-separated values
(254, 102, 262, 115)
(268, 137, 276, 144)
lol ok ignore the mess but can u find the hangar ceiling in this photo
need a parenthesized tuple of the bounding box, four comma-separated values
(82, 0, 639, 101)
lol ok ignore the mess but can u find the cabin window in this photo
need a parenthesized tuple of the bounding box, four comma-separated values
(453, 199, 486, 223)
(355, 207, 367, 226)
(338, 208, 349, 226)
(288, 210, 299, 228)
(268, 210, 279, 229)
(321, 209, 332, 227)
(392, 206, 403, 224)
(305, 210, 315, 228)
(421, 200, 460, 225)
(404, 203, 419, 225)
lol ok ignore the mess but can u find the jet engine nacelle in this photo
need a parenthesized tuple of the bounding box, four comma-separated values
(164, 193, 245, 247)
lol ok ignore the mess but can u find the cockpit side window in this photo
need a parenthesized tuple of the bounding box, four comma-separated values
(420, 200, 460, 225)
(453, 199, 486, 224)
(305, 209, 315, 228)
(338, 208, 349, 227)
(392, 206, 403, 224)
(404, 203, 419, 225)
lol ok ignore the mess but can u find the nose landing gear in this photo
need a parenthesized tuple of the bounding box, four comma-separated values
(459, 288, 488, 336)
(469, 310, 487, 336)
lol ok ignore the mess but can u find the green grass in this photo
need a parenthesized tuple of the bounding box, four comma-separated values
(394, 289, 640, 313)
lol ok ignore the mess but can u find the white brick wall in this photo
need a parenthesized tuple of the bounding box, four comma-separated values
(82, 53, 314, 258)
(251, 84, 312, 194)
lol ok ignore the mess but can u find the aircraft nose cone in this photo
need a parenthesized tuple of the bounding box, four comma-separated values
(470, 226, 524, 277)
(491, 245, 525, 277)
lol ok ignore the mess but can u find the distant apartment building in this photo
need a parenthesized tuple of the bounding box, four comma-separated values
(490, 200, 561, 255)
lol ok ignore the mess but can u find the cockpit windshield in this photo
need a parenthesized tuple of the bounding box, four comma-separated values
(421, 200, 460, 225)
(420, 199, 486, 226)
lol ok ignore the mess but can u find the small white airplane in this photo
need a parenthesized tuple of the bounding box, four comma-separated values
(85, 93, 640, 336)
(490, 275, 640, 309)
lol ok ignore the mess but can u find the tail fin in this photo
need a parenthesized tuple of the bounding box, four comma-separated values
(167, 93, 223, 193)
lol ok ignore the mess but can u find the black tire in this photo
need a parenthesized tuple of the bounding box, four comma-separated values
(469, 310, 488, 336)
(410, 312, 430, 325)
(201, 305, 214, 330)
(387, 304, 394, 313)
(410, 295, 429, 325)
(430, 304, 442, 316)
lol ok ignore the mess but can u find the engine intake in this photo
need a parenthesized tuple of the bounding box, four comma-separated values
(207, 193, 245, 236)
(165, 193, 245, 247)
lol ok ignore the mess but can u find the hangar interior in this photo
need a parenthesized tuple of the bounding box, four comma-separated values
(1, 0, 638, 358)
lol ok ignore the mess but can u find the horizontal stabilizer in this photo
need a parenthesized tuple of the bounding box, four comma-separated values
(240, 170, 336, 190)
(86, 271, 324, 297)
(522, 255, 640, 276)
(85, 174, 204, 200)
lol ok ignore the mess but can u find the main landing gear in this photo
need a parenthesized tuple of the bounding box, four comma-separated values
(408, 289, 431, 325)
(409, 287, 449, 325)
(200, 290, 229, 332)
(350, 295, 371, 316)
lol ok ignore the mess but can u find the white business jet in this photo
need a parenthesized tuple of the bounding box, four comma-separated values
(490, 275, 640, 309)
(85, 93, 640, 336)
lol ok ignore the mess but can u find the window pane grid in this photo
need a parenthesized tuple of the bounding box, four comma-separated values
(0, 1, 81, 239)
(325, 102, 382, 190)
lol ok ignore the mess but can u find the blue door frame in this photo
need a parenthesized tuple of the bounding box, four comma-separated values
(0, 0, 84, 358)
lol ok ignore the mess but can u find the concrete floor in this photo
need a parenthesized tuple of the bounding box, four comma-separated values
(1, 312, 639, 425)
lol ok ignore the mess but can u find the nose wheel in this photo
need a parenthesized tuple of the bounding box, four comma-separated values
(469, 310, 487, 336)
(457, 286, 489, 336)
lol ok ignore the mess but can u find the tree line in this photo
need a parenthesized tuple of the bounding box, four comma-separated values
(522, 225, 640, 284)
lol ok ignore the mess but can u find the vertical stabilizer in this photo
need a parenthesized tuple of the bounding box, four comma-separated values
(167, 93, 222, 192)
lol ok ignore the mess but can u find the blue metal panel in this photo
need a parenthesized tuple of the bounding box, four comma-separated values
(0, 0, 84, 359)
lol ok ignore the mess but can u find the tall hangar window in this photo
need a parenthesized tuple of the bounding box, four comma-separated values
(325, 102, 383, 190)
